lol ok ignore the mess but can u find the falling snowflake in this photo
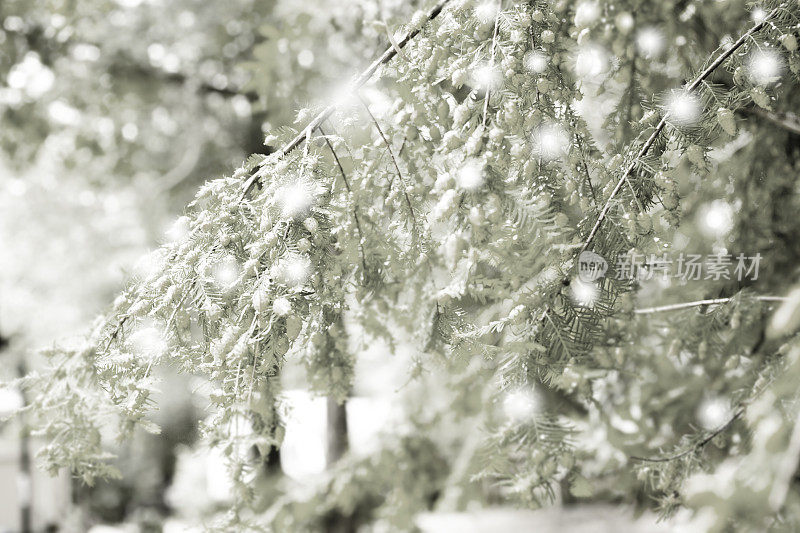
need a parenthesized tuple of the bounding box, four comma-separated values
(212, 255, 240, 288)
(697, 396, 731, 430)
(297, 49, 314, 68)
(665, 90, 702, 126)
(274, 254, 311, 288)
(524, 50, 549, 74)
(747, 49, 783, 85)
(575, 44, 608, 80)
(503, 387, 541, 422)
(636, 27, 665, 57)
(330, 81, 360, 109)
(574, 1, 600, 28)
(7, 53, 55, 99)
(698, 200, 735, 238)
(615, 12, 634, 33)
(276, 179, 316, 219)
(272, 296, 292, 317)
(474, 1, 498, 23)
(360, 87, 393, 117)
(470, 63, 502, 92)
(570, 278, 600, 308)
(456, 159, 485, 191)
(532, 123, 570, 160)
(751, 7, 768, 23)
(0, 387, 24, 418)
(129, 321, 168, 360)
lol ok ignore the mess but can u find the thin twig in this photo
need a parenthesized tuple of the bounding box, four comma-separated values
(356, 92, 418, 234)
(581, 155, 597, 204)
(241, 0, 453, 197)
(318, 124, 368, 275)
(579, 8, 778, 255)
(318, 125, 351, 191)
(565, 100, 598, 205)
(630, 408, 744, 463)
(634, 295, 785, 314)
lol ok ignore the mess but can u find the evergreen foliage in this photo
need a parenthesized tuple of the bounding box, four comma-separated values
(7, 0, 800, 530)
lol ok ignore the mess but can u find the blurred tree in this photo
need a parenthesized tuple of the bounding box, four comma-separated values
(0, 0, 275, 204)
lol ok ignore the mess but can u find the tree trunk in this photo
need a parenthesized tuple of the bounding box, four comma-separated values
(16, 361, 32, 533)
(18, 428, 31, 533)
(323, 397, 355, 533)
(326, 396, 349, 466)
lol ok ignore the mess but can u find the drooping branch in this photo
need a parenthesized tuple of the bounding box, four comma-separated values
(241, 0, 454, 197)
(579, 7, 779, 254)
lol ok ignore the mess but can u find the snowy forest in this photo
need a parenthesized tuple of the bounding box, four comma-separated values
(1, 0, 800, 531)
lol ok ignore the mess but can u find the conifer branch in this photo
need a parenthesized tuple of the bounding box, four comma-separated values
(241, 0, 454, 197)
(579, 7, 779, 255)
(540, 8, 782, 360)
(634, 295, 786, 314)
